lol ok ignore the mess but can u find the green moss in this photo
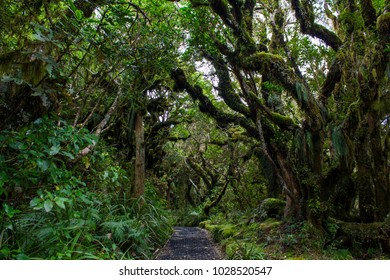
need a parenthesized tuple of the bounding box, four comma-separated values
(199, 219, 211, 229)
(206, 223, 239, 242)
(270, 112, 297, 128)
(377, 12, 390, 36)
(242, 52, 285, 72)
(339, 11, 364, 32)
(256, 198, 286, 221)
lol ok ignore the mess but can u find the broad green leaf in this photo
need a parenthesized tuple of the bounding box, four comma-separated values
(31, 86, 44, 97)
(30, 197, 41, 208)
(3, 203, 21, 218)
(54, 197, 67, 209)
(0, 247, 10, 257)
(46, 63, 53, 77)
(67, 0, 77, 12)
(79, 195, 92, 205)
(1, 75, 14, 83)
(49, 145, 60, 155)
(33, 118, 43, 125)
(75, 9, 83, 20)
(32, 32, 47, 42)
(37, 159, 50, 172)
(9, 141, 26, 150)
(61, 151, 75, 159)
(15, 254, 30, 260)
(44, 200, 54, 212)
(82, 156, 90, 168)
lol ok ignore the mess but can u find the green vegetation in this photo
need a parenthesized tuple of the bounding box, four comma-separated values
(0, 117, 172, 259)
(1, 0, 389, 260)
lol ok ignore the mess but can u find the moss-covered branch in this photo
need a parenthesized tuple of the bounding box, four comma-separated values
(206, 54, 252, 117)
(171, 68, 259, 137)
(186, 156, 213, 190)
(243, 0, 256, 34)
(290, 0, 342, 51)
(208, 0, 258, 52)
(208, 0, 237, 31)
(203, 180, 229, 216)
(239, 52, 297, 100)
(320, 55, 342, 103)
(360, 0, 377, 29)
(239, 52, 324, 130)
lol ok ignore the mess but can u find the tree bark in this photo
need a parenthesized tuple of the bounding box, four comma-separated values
(133, 111, 145, 198)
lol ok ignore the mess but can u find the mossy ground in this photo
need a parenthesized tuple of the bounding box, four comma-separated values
(199, 212, 390, 260)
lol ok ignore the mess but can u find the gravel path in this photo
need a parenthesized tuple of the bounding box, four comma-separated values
(155, 227, 223, 260)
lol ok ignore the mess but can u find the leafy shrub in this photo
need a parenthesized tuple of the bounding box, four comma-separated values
(0, 116, 96, 205)
(1, 175, 172, 260)
(0, 116, 172, 259)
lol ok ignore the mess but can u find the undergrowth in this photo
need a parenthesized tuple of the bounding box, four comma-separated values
(199, 210, 389, 260)
(0, 117, 173, 259)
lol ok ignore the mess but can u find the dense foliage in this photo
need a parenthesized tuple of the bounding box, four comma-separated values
(0, 0, 389, 259)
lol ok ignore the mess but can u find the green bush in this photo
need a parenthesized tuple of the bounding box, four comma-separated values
(0, 117, 172, 259)
(0, 116, 96, 203)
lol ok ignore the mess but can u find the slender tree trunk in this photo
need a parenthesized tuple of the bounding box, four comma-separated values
(274, 149, 303, 220)
(370, 112, 390, 221)
(133, 111, 145, 198)
(203, 181, 229, 216)
(355, 124, 377, 222)
(76, 91, 122, 158)
(256, 115, 302, 219)
(356, 153, 376, 222)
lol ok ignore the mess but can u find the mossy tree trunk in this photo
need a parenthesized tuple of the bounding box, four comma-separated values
(133, 111, 145, 198)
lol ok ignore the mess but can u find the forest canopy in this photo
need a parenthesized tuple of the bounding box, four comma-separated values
(0, 0, 389, 260)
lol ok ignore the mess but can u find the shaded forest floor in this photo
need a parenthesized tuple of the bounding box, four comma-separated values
(174, 211, 390, 260)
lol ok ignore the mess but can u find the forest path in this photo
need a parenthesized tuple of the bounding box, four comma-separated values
(155, 227, 224, 260)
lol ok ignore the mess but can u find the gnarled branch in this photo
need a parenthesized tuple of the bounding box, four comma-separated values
(290, 0, 342, 51)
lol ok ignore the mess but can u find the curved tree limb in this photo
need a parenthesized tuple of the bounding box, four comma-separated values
(204, 53, 252, 117)
(171, 68, 259, 137)
(290, 0, 342, 51)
